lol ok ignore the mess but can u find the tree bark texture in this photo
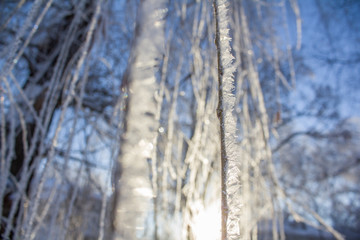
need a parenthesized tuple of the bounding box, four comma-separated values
(111, 0, 167, 239)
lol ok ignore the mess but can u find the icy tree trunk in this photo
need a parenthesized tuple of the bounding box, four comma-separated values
(213, 0, 238, 239)
(111, 0, 167, 239)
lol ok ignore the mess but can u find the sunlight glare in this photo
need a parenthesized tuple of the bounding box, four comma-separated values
(193, 201, 221, 240)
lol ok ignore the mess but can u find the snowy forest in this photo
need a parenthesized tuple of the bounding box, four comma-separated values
(0, 0, 359, 239)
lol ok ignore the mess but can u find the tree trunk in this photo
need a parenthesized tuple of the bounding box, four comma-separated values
(111, 0, 167, 239)
(213, 0, 238, 239)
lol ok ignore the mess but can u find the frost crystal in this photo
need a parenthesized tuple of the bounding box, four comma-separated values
(214, 0, 241, 239)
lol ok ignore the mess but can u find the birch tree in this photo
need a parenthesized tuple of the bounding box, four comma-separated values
(111, 0, 167, 239)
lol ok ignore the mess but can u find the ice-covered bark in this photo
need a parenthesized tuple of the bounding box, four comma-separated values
(213, 0, 238, 239)
(111, 0, 167, 239)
